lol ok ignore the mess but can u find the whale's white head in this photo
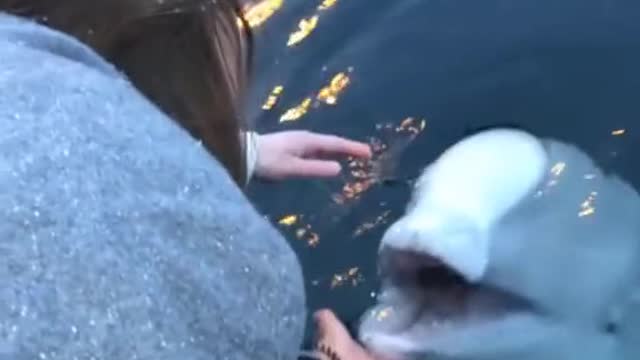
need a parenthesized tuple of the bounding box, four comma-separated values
(381, 129, 548, 282)
(358, 128, 640, 360)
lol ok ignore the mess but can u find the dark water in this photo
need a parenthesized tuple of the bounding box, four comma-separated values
(244, 0, 640, 346)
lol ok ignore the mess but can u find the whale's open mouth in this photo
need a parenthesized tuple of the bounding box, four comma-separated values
(358, 246, 535, 357)
(356, 129, 554, 357)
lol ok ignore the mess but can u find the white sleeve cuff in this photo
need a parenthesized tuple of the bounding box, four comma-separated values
(245, 131, 259, 183)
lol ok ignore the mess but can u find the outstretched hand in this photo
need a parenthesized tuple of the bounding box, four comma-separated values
(254, 130, 372, 180)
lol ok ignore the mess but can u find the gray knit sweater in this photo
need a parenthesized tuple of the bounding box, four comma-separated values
(0, 13, 306, 360)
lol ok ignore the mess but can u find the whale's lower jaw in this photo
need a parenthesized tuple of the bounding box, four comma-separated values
(358, 246, 535, 358)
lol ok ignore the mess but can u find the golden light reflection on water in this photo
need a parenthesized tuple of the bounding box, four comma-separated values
(296, 224, 321, 247)
(277, 214, 298, 226)
(333, 117, 426, 204)
(242, 0, 284, 29)
(279, 98, 312, 122)
(287, 16, 319, 47)
(318, 0, 338, 11)
(611, 129, 626, 136)
(330, 267, 364, 288)
(277, 214, 320, 247)
(317, 72, 351, 105)
(240, 0, 338, 35)
(309, 267, 364, 289)
(284, 0, 341, 47)
(277, 71, 352, 122)
(261, 85, 284, 110)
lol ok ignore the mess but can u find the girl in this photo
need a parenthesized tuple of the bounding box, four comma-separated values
(0, 0, 369, 358)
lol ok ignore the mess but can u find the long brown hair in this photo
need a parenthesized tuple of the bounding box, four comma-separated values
(1, 0, 253, 185)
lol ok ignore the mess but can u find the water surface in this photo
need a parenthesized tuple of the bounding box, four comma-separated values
(244, 0, 640, 346)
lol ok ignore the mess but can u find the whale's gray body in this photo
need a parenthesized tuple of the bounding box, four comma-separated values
(358, 129, 640, 360)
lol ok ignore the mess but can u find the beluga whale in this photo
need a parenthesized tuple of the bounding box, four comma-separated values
(358, 128, 640, 360)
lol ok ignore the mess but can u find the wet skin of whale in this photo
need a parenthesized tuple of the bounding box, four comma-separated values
(357, 129, 640, 360)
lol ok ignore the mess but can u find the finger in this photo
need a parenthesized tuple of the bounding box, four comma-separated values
(288, 158, 342, 178)
(301, 133, 372, 159)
